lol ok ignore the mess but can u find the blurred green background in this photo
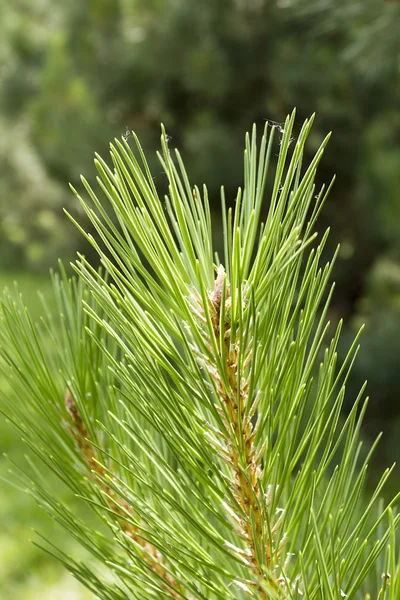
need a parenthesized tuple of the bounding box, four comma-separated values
(0, 0, 399, 597)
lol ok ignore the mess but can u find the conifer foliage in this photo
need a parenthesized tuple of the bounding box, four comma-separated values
(0, 112, 399, 598)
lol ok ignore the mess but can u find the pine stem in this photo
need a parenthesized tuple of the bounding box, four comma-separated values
(194, 266, 287, 597)
(64, 390, 185, 599)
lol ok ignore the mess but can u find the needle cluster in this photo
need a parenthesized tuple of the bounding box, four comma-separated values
(0, 112, 399, 599)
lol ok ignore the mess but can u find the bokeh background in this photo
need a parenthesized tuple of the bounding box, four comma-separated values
(0, 0, 399, 597)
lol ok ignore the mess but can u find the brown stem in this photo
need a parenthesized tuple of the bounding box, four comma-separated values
(64, 390, 183, 599)
(199, 266, 286, 597)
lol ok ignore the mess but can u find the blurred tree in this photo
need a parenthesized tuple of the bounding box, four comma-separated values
(287, 0, 400, 79)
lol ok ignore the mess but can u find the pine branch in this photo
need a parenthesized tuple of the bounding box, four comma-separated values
(0, 114, 399, 599)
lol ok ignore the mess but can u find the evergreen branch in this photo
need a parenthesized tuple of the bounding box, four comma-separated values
(0, 114, 398, 599)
